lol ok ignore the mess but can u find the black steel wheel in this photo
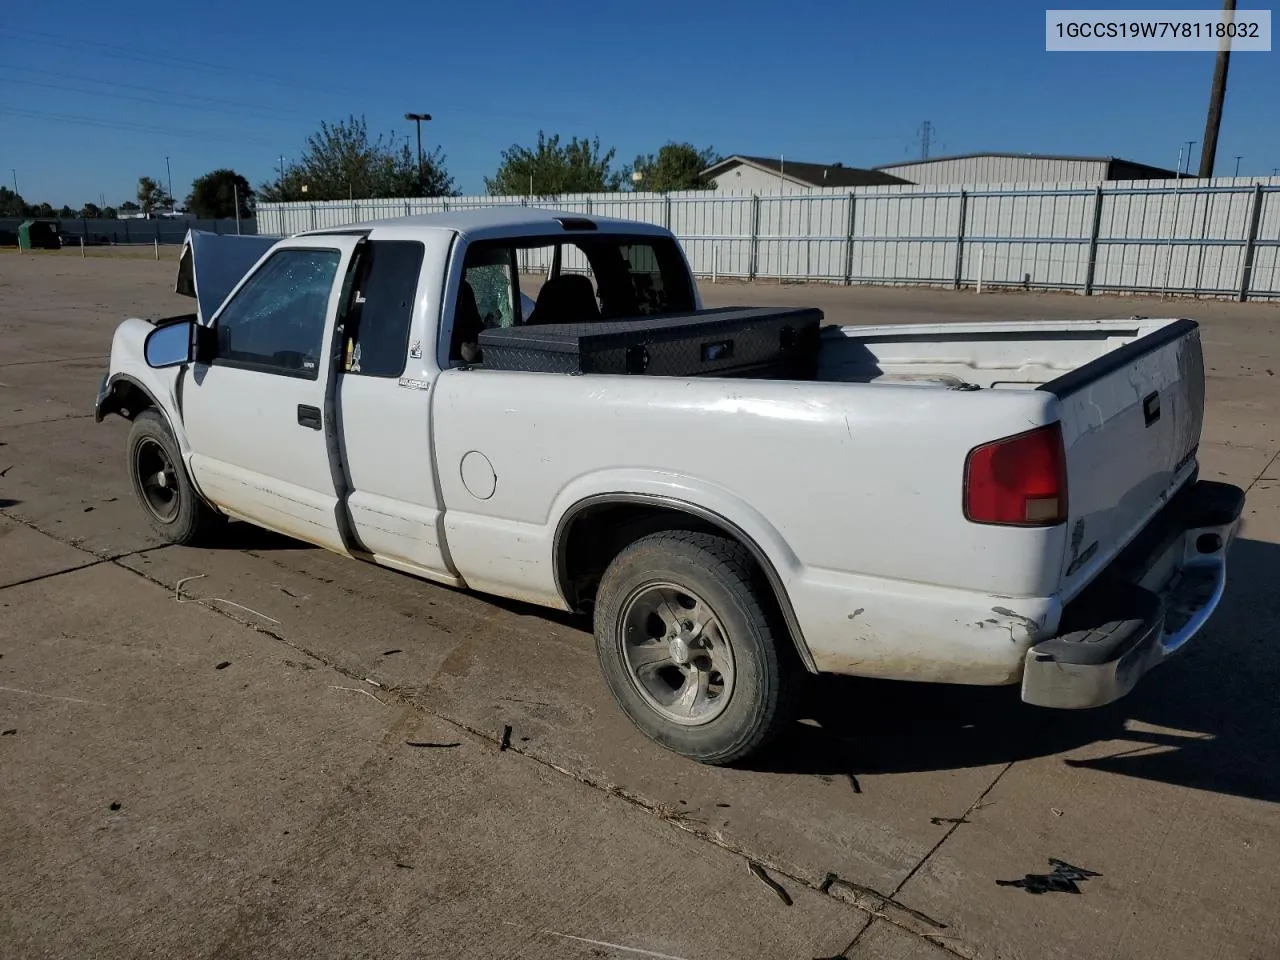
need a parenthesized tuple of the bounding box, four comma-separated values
(125, 410, 223, 545)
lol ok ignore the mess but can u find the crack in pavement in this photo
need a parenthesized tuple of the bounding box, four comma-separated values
(112, 553, 974, 958)
(0, 558, 110, 593)
(4, 513, 975, 958)
(0, 508, 158, 561)
(1245, 447, 1280, 494)
(2, 414, 97, 428)
(0, 510, 159, 592)
(839, 714, 1052, 958)
(0, 354, 108, 369)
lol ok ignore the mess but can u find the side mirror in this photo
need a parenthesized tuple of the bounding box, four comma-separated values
(144, 320, 196, 368)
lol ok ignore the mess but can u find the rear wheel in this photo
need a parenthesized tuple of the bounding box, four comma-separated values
(126, 410, 223, 545)
(593, 530, 799, 765)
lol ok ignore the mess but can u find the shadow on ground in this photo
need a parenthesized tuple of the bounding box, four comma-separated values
(753, 537, 1279, 806)
(196, 521, 1280, 806)
(215, 521, 317, 552)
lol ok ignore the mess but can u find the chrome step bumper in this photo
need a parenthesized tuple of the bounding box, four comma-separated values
(1021, 480, 1245, 710)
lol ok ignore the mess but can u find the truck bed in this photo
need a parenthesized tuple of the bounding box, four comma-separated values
(437, 311, 1204, 684)
(821, 315, 1205, 608)
(816, 316, 1189, 392)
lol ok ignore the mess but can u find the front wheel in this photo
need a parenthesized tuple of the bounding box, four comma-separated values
(126, 410, 223, 545)
(593, 530, 799, 765)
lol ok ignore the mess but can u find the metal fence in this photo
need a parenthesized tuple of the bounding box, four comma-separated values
(256, 177, 1280, 301)
(0, 216, 256, 247)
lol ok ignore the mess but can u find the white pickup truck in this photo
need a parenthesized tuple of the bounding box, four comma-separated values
(95, 209, 1243, 765)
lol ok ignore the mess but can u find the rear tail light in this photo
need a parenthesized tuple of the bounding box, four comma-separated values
(964, 423, 1067, 526)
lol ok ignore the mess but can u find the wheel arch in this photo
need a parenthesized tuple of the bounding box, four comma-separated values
(97, 373, 162, 423)
(98, 371, 193, 450)
(553, 493, 818, 673)
(102, 372, 216, 514)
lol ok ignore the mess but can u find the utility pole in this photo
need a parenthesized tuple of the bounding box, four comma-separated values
(404, 113, 432, 197)
(278, 155, 286, 202)
(10, 169, 17, 194)
(165, 156, 174, 212)
(1199, 0, 1236, 177)
(920, 121, 932, 161)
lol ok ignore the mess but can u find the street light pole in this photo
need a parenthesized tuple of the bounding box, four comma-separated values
(404, 112, 432, 197)
(1234, 156, 1243, 177)
(1182, 141, 1197, 175)
(165, 156, 174, 212)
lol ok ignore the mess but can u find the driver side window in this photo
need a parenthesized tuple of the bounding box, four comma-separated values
(214, 248, 342, 379)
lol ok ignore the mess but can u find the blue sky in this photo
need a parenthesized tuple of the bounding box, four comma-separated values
(2, 0, 1277, 207)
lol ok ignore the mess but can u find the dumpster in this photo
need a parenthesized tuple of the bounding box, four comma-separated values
(18, 220, 61, 250)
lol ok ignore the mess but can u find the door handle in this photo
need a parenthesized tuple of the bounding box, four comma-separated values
(297, 404, 322, 429)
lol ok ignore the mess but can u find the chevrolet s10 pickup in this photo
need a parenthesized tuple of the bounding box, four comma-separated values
(95, 209, 1243, 764)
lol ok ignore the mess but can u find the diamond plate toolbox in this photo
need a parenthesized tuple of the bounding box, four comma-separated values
(476, 306, 824, 378)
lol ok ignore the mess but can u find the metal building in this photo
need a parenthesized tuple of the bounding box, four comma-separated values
(703, 155, 910, 194)
(874, 153, 1181, 186)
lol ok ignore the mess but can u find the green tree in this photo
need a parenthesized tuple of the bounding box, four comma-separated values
(119, 201, 140, 213)
(256, 114, 456, 202)
(33, 202, 55, 218)
(628, 143, 721, 192)
(57, 205, 76, 218)
(485, 131, 624, 196)
(0, 186, 26, 217)
(102, 206, 118, 219)
(80, 202, 102, 218)
(136, 176, 172, 215)
(186, 168, 255, 219)
(381, 140, 456, 199)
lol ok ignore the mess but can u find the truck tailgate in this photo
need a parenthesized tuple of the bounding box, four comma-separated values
(1051, 318, 1205, 600)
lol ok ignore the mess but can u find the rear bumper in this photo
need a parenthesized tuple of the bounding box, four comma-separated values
(1021, 479, 1244, 709)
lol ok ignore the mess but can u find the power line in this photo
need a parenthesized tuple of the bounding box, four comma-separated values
(0, 26, 387, 101)
(0, 76, 318, 126)
(0, 65, 320, 121)
(0, 105, 281, 148)
(0, 28, 638, 130)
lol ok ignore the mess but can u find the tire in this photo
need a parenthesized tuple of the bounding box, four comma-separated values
(125, 410, 223, 545)
(593, 530, 799, 765)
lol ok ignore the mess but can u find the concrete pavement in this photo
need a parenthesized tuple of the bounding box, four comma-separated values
(2, 250, 1277, 959)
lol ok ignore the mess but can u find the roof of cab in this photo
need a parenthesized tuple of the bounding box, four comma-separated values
(295, 206, 673, 242)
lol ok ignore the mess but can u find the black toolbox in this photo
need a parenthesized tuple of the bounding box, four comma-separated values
(475, 306, 823, 378)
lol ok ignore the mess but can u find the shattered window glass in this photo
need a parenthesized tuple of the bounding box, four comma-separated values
(466, 262, 516, 329)
(215, 248, 341, 378)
